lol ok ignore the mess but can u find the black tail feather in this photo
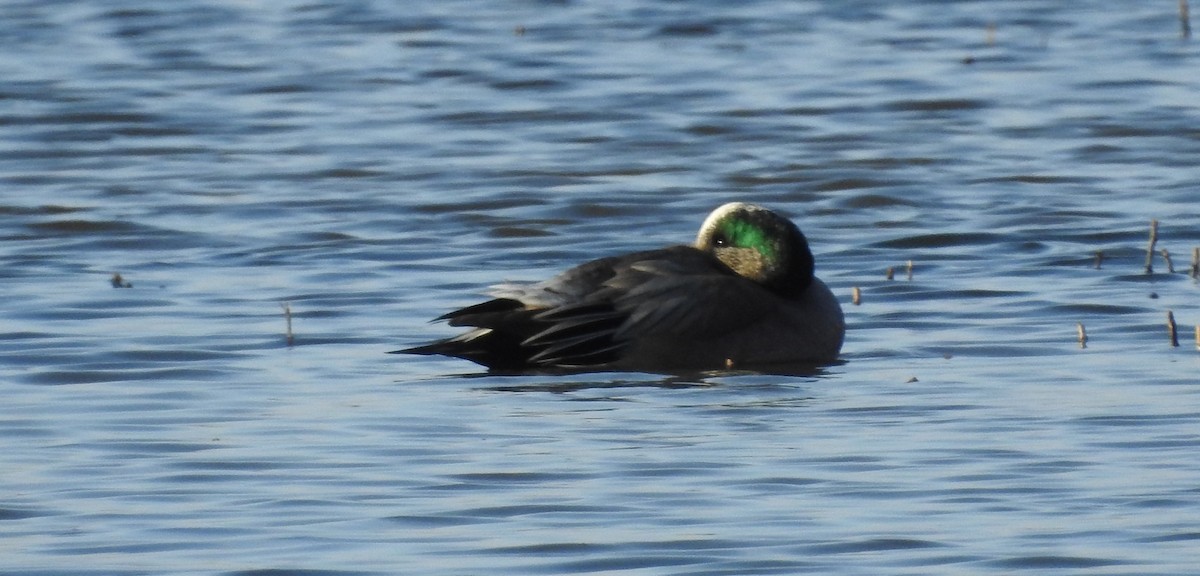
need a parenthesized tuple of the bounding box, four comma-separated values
(393, 328, 534, 370)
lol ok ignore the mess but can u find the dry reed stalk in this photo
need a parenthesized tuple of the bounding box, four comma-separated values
(1167, 310, 1179, 348)
(1182, 0, 1193, 39)
(852, 287, 862, 306)
(1144, 220, 1159, 274)
(1077, 323, 1088, 349)
(282, 302, 294, 346)
(1162, 249, 1176, 273)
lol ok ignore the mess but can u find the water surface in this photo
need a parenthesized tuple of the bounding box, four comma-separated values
(2, 1, 1199, 574)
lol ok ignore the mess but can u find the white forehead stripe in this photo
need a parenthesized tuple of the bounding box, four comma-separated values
(697, 202, 770, 240)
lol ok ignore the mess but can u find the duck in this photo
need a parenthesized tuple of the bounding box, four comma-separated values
(395, 202, 844, 372)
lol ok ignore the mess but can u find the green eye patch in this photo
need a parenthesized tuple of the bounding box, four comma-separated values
(720, 218, 776, 260)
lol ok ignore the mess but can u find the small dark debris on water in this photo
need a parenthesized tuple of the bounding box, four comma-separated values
(111, 273, 132, 288)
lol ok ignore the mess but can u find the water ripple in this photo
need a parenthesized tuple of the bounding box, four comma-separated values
(1, 1, 1199, 575)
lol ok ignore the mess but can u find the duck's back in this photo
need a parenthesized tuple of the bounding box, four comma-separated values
(401, 245, 843, 371)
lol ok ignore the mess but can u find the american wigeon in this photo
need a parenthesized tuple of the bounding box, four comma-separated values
(397, 202, 844, 372)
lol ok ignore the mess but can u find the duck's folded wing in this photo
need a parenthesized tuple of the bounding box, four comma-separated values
(612, 262, 779, 340)
(486, 248, 661, 309)
(524, 302, 629, 366)
(522, 249, 778, 365)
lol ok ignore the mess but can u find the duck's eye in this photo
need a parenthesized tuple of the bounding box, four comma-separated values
(712, 233, 729, 247)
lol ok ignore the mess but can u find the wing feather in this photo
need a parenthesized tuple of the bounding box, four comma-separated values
(608, 256, 779, 341)
(401, 245, 781, 369)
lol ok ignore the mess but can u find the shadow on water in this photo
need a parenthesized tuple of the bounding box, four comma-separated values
(400, 361, 838, 393)
(482, 377, 716, 395)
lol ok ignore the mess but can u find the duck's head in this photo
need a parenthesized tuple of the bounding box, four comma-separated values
(695, 202, 815, 297)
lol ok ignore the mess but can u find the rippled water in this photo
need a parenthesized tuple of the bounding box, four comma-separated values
(3, 1, 1200, 574)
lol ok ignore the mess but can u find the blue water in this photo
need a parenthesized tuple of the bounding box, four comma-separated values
(2, 1, 1200, 574)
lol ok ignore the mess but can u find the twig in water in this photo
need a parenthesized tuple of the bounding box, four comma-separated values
(1167, 310, 1179, 348)
(1077, 322, 1088, 349)
(1094, 250, 1104, 269)
(1182, 0, 1193, 39)
(906, 260, 914, 281)
(851, 286, 862, 306)
(1161, 249, 1176, 273)
(885, 266, 895, 281)
(1196, 324, 1200, 350)
(282, 302, 294, 346)
(1191, 247, 1199, 278)
(1144, 220, 1159, 274)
